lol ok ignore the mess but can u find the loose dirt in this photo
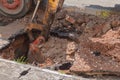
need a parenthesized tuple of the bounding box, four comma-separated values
(1, 7, 120, 78)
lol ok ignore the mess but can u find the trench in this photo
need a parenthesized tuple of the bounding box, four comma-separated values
(0, 33, 74, 74)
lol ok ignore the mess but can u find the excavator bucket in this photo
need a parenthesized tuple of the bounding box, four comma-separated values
(26, 0, 65, 41)
(0, 0, 64, 61)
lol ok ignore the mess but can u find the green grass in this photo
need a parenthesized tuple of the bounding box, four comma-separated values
(14, 56, 27, 64)
(96, 10, 111, 18)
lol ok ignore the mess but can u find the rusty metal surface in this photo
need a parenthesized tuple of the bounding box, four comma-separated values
(1, 0, 20, 9)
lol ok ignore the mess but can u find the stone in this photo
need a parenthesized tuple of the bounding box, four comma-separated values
(66, 42, 78, 55)
(65, 15, 76, 24)
(102, 23, 111, 34)
(66, 42, 78, 61)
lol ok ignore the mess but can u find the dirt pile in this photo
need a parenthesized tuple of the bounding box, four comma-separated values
(70, 29, 120, 76)
(90, 28, 120, 61)
(49, 7, 120, 75)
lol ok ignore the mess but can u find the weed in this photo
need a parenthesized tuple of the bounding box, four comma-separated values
(96, 10, 110, 18)
(14, 56, 27, 64)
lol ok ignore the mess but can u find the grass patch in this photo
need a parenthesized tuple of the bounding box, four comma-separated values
(14, 56, 27, 64)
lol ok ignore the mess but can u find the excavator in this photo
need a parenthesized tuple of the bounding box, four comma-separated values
(0, 0, 61, 18)
(0, 0, 65, 62)
(0, 0, 64, 18)
(0, 0, 32, 18)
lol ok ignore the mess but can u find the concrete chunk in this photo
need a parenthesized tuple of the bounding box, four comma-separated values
(0, 59, 86, 80)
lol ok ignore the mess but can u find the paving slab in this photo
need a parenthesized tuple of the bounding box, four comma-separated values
(0, 59, 89, 80)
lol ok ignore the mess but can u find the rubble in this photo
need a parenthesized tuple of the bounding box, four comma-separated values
(70, 48, 120, 75)
(65, 15, 76, 24)
(51, 7, 120, 76)
(90, 28, 120, 61)
(66, 42, 78, 61)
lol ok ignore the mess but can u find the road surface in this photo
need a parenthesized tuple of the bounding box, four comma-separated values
(65, 0, 120, 7)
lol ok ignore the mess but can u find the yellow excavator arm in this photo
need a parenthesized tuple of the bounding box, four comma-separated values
(26, 0, 65, 57)
(26, 0, 64, 40)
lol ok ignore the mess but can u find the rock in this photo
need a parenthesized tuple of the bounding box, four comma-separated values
(66, 42, 78, 61)
(70, 51, 92, 72)
(70, 28, 120, 75)
(111, 20, 120, 28)
(102, 23, 111, 34)
(66, 42, 78, 55)
(65, 15, 76, 24)
(70, 48, 120, 75)
(90, 28, 120, 61)
(90, 28, 120, 45)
